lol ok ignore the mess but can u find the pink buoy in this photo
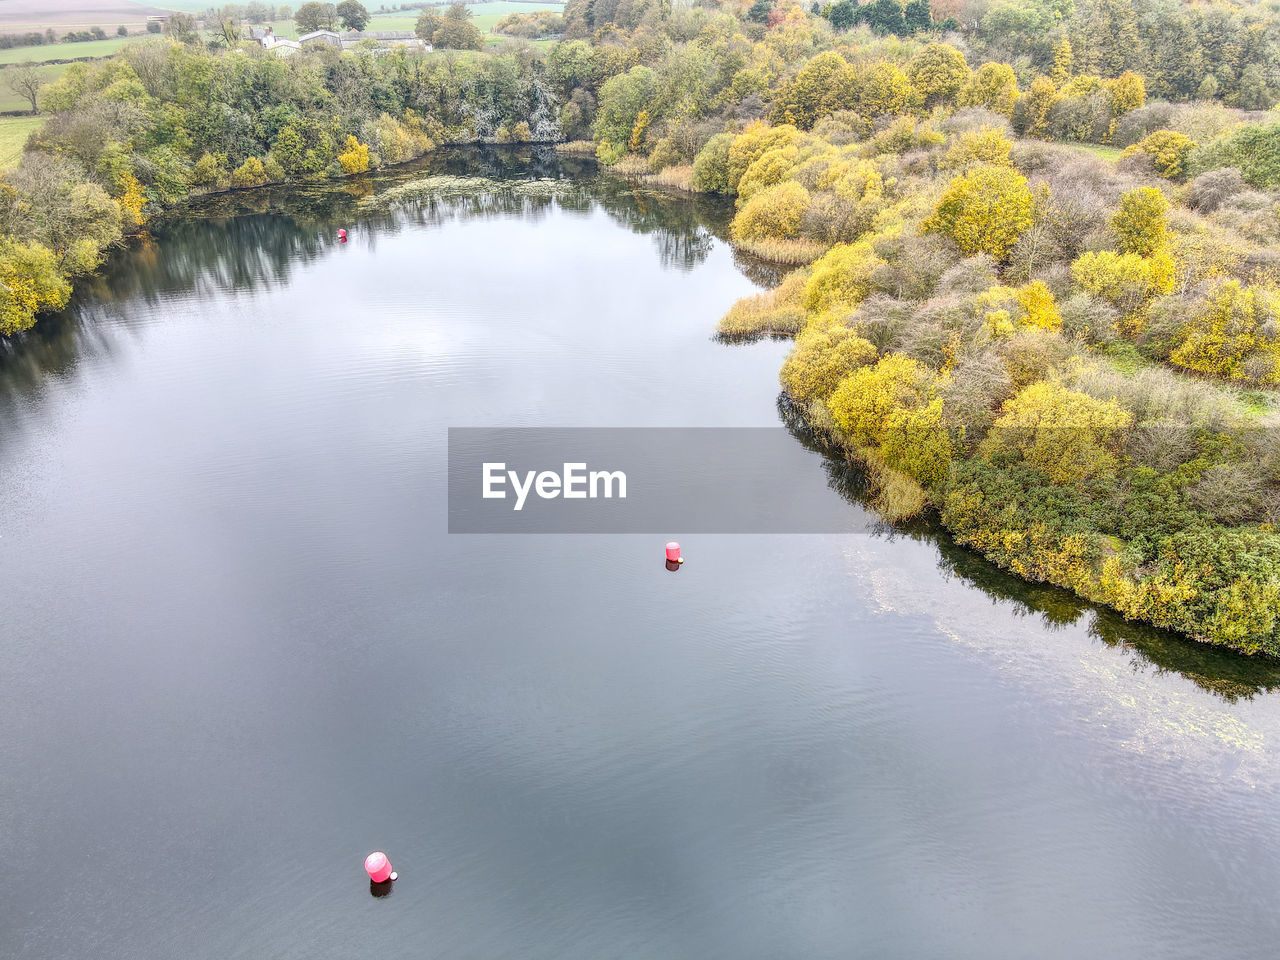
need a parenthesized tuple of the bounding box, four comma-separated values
(665, 541, 683, 564)
(364, 851, 395, 883)
(338, 228, 348, 242)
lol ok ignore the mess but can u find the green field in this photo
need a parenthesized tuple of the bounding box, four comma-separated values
(0, 115, 43, 168)
(0, 36, 142, 65)
(0, 62, 64, 112)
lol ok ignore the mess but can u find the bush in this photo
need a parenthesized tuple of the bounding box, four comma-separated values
(730, 180, 811, 243)
(803, 240, 883, 312)
(1192, 122, 1280, 188)
(827, 354, 935, 447)
(1122, 130, 1196, 179)
(1185, 167, 1247, 213)
(984, 381, 1132, 485)
(922, 166, 1034, 261)
(780, 327, 879, 403)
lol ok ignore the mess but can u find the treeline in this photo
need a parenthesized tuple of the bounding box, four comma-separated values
(0, 28, 561, 334)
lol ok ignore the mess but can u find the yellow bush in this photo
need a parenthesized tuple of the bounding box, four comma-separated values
(985, 382, 1132, 485)
(337, 135, 371, 174)
(730, 180, 811, 243)
(827, 354, 934, 447)
(942, 127, 1013, 169)
(736, 144, 800, 203)
(1112, 187, 1169, 256)
(779, 327, 878, 403)
(880, 397, 952, 489)
(0, 238, 72, 336)
(1017, 281, 1062, 331)
(922, 166, 1034, 260)
(802, 239, 883, 312)
(1168, 280, 1280, 383)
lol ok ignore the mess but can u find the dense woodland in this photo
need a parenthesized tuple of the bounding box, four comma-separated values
(6, 0, 1280, 651)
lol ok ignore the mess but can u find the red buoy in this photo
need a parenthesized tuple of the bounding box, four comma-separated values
(338, 228, 348, 242)
(364, 851, 395, 883)
(665, 541, 683, 564)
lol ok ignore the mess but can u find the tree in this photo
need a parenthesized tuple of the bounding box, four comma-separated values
(730, 181, 812, 243)
(858, 0, 906, 35)
(278, 4, 292, 18)
(336, 0, 369, 31)
(907, 43, 969, 109)
(414, 9, 443, 41)
(961, 62, 1019, 116)
(769, 51, 856, 128)
(903, 0, 933, 33)
(1051, 37, 1073, 84)
(5, 62, 42, 115)
(747, 0, 773, 24)
(337, 134, 370, 173)
(163, 12, 199, 43)
(0, 237, 72, 336)
(923, 166, 1035, 260)
(1112, 187, 1168, 256)
(245, 2, 272, 23)
(295, 1, 336, 32)
(827, 1, 856, 30)
(116, 25, 128, 37)
(146, 20, 161, 33)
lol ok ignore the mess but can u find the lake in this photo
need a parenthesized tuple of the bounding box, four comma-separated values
(3, 147, 1280, 959)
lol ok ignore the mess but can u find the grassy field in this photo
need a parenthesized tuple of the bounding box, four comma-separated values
(0, 115, 43, 168)
(1071, 142, 1124, 161)
(0, 36, 143, 65)
(0, 62, 65, 112)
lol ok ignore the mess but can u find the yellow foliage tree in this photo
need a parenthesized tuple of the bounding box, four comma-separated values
(0, 238, 72, 335)
(960, 62, 1019, 116)
(922, 166, 1034, 261)
(337, 135, 371, 174)
(985, 382, 1132, 485)
(1112, 187, 1169, 256)
(117, 173, 147, 227)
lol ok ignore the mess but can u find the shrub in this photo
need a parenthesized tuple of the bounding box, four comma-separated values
(1192, 122, 1280, 188)
(1167, 280, 1280, 384)
(803, 240, 883, 312)
(337, 135, 370, 174)
(827, 354, 934, 447)
(922, 166, 1034, 261)
(984, 382, 1132, 485)
(1112, 187, 1169, 256)
(0, 238, 72, 335)
(1185, 167, 1247, 213)
(1122, 130, 1196, 179)
(880, 397, 952, 489)
(730, 180, 811, 244)
(780, 327, 879, 403)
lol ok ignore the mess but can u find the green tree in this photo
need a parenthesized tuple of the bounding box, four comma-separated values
(770, 51, 856, 128)
(336, 0, 369, 31)
(985, 382, 1131, 485)
(961, 62, 1019, 116)
(294, 1, 335, 32)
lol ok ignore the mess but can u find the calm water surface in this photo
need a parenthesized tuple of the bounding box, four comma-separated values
(3, 148, 1280, 959)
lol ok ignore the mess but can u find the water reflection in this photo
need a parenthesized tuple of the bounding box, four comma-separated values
(4, 145, 1278, 703)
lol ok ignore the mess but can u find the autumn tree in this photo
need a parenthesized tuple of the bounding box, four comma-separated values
(923, 166, 1035, 261)
(907, 43, 969, 109)
(961, 62, 1019, 116)
(1112, 187, 1168, 256)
